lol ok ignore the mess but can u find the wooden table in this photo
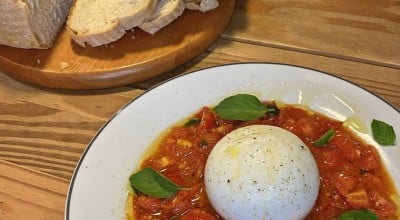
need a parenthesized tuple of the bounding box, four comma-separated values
(1, 1, 399, 219)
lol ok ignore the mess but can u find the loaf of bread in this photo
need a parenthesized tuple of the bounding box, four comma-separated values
(67, 0, 158, 47)
(0, 0, 219, 49)
(0, 0, 72, 49)
(139, 0, 185, 34)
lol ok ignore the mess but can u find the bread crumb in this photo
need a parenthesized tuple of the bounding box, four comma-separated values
(33, 58, 41, 67)
(59, 61, 69, 70)
(131, 35, 135, 40)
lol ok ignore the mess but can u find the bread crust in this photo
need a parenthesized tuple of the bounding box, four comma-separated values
(184, 0, 218, 12)
(67, 0, 158, 47)
(139, 0, 185, 34)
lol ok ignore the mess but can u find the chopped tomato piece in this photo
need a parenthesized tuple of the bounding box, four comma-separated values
(177, 154, 206, 185)
(317, 149, 340, 172)
(333, 172, 357, 196)
(215, 124, 235, 135)
(200, 132, 222, 147)
(160, 192, 192, 216)
(297, 118, 318, 139)
(136, 196, 161, 213)
(345, 187, 370, 209)
(170, 127, 192, 139)
(278, 107, 309, 124)
(138, 215, 162, 220)
(361, 173, 382, 190)
(332, 135, 360, 161)
(359, 147, 379, 171)
(160, 184, 203, 216)
(370, 190, 397, 217)
(199, 108, 217, 131)
(181, 209, 219, 220)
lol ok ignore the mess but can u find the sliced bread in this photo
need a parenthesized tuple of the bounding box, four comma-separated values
(139, 0, 185, 34)
(184, 0, 219, 12)
(0, 0, 72, 49)
(67, 0, 158, 47)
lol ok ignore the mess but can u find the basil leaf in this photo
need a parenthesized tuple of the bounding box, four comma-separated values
(184, 118, 201, 126)
(214, 94, 275, 121)
(129, 167, 181, 198)
(313, 128, 335, 147)
(371, 119, 396, 146)
(338, 210, 379, 220)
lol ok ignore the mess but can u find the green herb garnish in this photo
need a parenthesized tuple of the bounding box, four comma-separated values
(313, 128, 335, 147)
(371, 119, 396, 146)
(266, 104, 280, 116)
(214, 94, 276, 121)
(338, 209, 378, 220)
(200, 139, 208, 146)
(184, 118, 201, 126)
(129, 167, 184, 198)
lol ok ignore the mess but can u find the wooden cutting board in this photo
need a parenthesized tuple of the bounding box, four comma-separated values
(0, 1, 235, 90)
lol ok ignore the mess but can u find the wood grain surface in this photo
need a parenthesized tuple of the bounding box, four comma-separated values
(227, 0, 400, 68)
(0, 74, 141, 179)
(0, 0, 399, 219)
(0, 1, 235, 90)
(0, 159, 69, 220)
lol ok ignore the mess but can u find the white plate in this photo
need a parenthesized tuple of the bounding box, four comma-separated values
(65, 63, 400, 220)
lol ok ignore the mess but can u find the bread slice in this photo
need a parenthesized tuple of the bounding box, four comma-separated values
(184, 0, 218, 12)
(139, 0, 185, 34)
(67, 0, 158, 47)
(0, 0, 72, 49)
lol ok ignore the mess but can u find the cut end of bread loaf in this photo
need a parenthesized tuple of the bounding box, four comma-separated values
(139, 0, 185, 35)
(67, 0, 157, 47)
(0, 0, 72, 49)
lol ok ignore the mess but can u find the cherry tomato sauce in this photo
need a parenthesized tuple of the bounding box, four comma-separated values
(132, 105, 398, 220)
